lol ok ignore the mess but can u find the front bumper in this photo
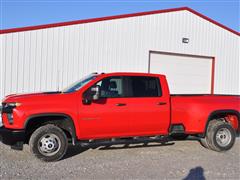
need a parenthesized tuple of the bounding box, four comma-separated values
(0, 127, 25, 146)
(0, 106, 2, 127)
(0, 105, 25, 148)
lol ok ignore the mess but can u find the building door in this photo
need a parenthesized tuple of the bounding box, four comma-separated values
(149, 51, 214, 94)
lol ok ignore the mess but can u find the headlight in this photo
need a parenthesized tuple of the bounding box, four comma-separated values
(2, 102, 21, 113)
(2, 102, 21, 125)
(6, 102, 21, 107)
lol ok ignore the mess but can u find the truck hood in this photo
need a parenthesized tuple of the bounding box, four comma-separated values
(2, 91, 62, 103)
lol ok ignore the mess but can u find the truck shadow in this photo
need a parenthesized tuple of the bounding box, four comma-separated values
(183, 166, 206, 180)
(63, 138, 175, 160)
(63, 133, 240, 160)
(63, 145, 89, 160)
(97, 141, 175, 151)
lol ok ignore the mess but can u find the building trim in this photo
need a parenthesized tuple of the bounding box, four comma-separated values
(211, 57, 215, 94)
(0, 7, 239, 36)
(148, 50, 215, 94)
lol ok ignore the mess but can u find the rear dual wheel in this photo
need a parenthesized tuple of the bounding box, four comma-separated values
(201, 119, 236, 152)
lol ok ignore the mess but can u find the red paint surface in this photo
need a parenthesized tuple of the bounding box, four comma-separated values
(226, 115, 239, 130)
(0, 7, 239, 36)
(171, 95, 240, 134)
(2, 72, 239, 140)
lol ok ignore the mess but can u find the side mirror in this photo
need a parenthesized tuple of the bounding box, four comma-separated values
(82, 85, 100, 105)
(91, 85, 100, 100)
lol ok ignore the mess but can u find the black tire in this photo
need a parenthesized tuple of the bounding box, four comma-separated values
(29, 124, 68, 162)
(171, 134, 189, 140)
(199, 138, 210, 149)
(204, 119, 236, 152)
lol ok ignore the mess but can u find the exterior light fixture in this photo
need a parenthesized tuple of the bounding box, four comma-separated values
(182, 38, 189, 43)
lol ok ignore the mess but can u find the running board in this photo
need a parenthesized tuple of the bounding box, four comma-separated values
(76, 136, 170, 147)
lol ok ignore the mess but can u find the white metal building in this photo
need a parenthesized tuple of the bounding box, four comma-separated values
(0, 7, 239, 100)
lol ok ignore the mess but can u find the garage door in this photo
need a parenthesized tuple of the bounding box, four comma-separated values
(149, 52, 214, 94)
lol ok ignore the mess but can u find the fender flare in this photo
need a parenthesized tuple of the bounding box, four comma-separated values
(24, 113, 77, 144)
(203, 109, 240, 136)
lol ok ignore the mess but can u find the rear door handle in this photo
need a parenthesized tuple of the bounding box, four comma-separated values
(116, 103, 126, 106)
(157, 102, 167, 105)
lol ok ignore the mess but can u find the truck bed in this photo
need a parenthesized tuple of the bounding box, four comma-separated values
(170, 94, 240, 134)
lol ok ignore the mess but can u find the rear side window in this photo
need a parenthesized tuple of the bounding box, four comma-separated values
(125, 76, 162, 97)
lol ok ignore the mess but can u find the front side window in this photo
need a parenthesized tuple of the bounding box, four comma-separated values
(96, 76, 123, 98)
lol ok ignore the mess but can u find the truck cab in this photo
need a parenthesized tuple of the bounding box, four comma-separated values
(77, 73, 170, 139)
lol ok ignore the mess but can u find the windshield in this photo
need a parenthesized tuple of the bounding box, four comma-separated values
(62, 74, 98, 93)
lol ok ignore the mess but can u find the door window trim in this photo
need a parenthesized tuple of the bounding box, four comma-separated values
(83, 75, 163, 99)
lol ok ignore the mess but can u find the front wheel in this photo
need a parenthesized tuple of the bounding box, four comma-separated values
(29, 124, 68, 162)
(202, 119, 236, 152)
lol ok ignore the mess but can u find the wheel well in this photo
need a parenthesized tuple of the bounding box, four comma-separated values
(209, 112, 237, 120)
(24, 114, 76, 144)
(203, 110, 240, 137)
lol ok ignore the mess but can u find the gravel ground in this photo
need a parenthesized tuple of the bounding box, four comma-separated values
(0, 137, 239, 180)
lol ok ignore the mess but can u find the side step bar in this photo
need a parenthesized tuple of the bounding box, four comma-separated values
(76, 136, 170, 147)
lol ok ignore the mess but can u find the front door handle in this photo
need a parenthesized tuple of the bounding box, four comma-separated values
(116, 103, 126, 106)
(157, 102, 167, 105)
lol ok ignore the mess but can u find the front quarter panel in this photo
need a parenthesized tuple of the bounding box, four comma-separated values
(2, 93, 79, 131)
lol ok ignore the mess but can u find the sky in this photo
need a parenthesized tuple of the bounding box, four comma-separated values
(0, 0, 239, 32)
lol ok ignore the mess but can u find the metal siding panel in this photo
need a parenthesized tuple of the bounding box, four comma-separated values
(34, 30, 43, 91)
(4, 34, 13, 96)
(28, 31, 37, 92)
(45, 28, 54, 90)
(1, 10, 239, 100)
(10, 33, 19, 93)
(17, 32, 25, 92)
(22, 32, 31, 92)
(58, 27, 65, 88)
(72, 26, 80, 84)
(40, 30, 47, 91)
(62, 27, 70, 88)
(51, 28, 60, 90)
(66, 26, 74, 85)
(75, 25, 85, 80)
(0, 35, 4, 100)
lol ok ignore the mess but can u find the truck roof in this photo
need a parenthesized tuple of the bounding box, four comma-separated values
(98, 72, 165, 77)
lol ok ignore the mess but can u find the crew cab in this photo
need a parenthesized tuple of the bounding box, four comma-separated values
(0, 72, 239, 161)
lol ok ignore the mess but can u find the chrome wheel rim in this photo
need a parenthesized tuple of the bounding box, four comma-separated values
(38, 134, 61, 156)
(216, 128, 232, 147)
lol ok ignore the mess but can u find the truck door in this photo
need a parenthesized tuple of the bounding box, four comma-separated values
(78, 76, 131, 139)
(122, 76, 170, 135)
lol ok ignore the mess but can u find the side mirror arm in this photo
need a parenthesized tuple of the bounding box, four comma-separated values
(82, 98, 92, 105)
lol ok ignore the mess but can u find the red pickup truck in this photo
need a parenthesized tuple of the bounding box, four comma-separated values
(0, 72, 239, 161)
